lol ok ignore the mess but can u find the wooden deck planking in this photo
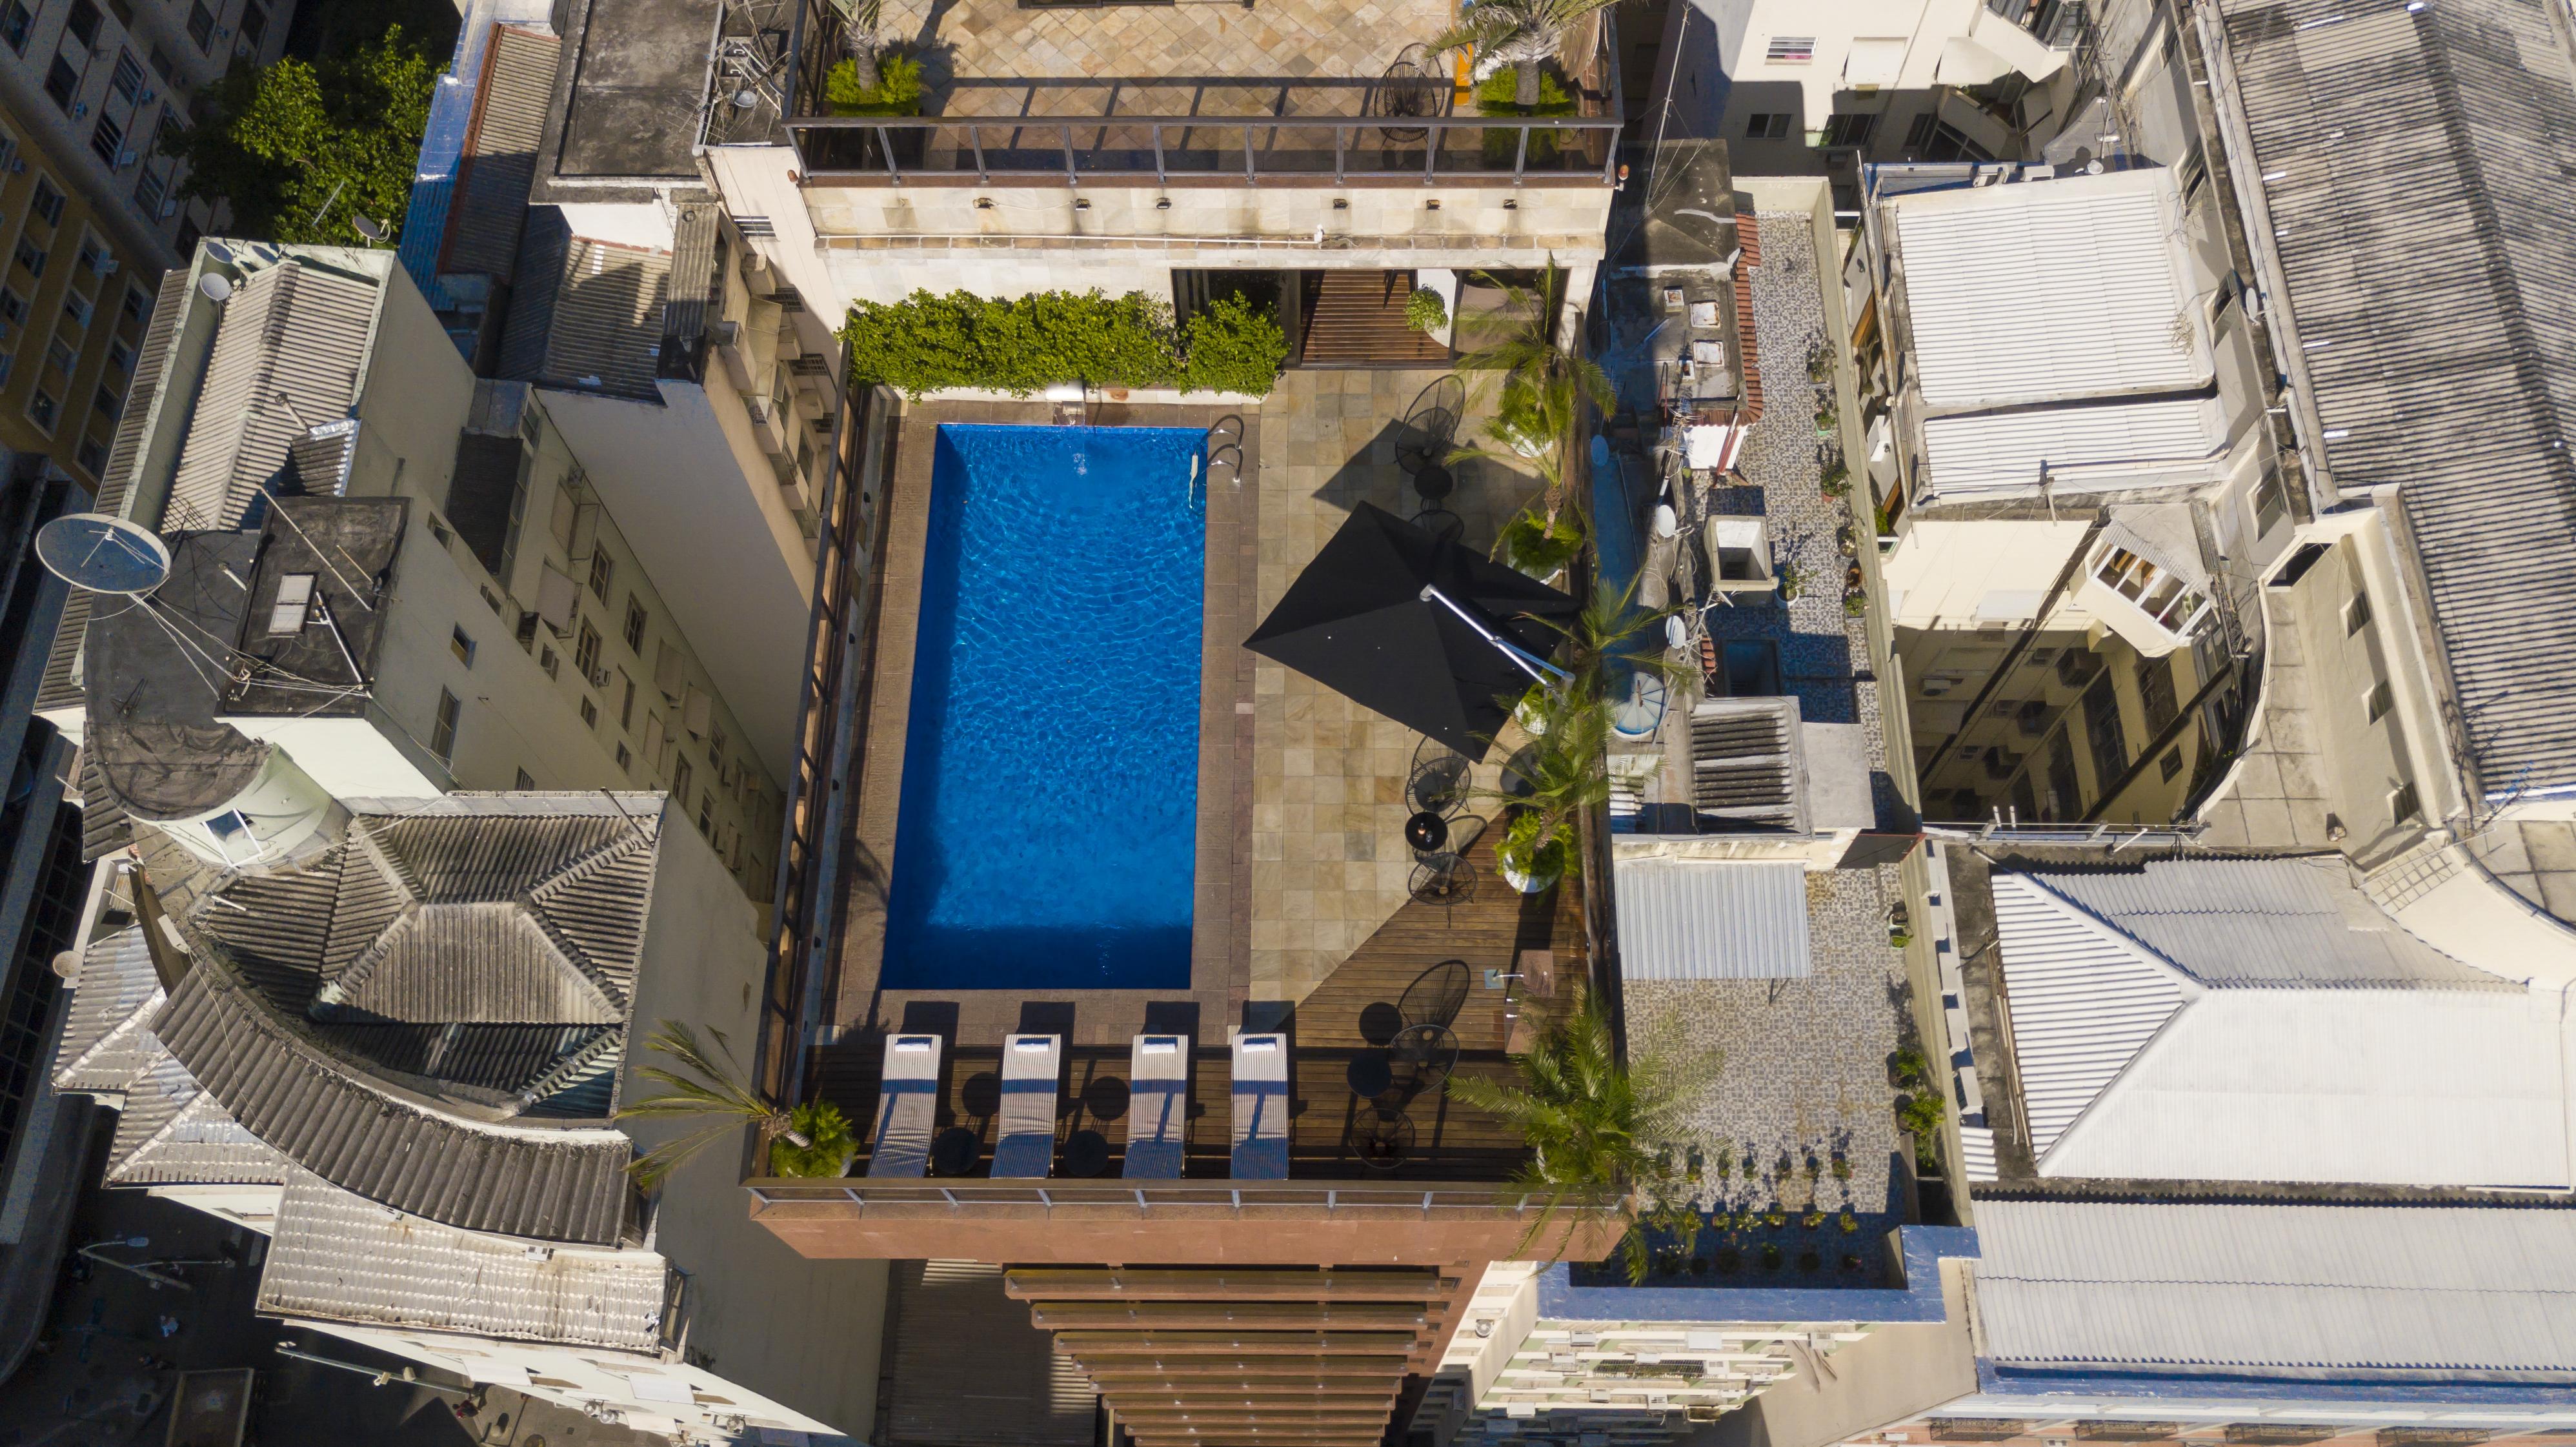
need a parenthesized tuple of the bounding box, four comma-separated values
(814, 832, 1574, 1181)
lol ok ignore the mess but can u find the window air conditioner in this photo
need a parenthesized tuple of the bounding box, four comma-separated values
(72, 102, 88, 118)
(115, 149, 136, 168)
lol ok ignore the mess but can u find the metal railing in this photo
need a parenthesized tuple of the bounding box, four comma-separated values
(746, 1179, 1614, 1214)
(779, 0, 1624, 185)
(785, 114, 1626, 185)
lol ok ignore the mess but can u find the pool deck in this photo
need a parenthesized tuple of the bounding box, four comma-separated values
(839, 397, 1260, 1049)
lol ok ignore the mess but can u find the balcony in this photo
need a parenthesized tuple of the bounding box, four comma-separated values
(776, 0, 1624, 185)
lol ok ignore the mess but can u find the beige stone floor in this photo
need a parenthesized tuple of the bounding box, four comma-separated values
(883, 0, 1455, 94)
(1248, 367, 1544, 1004)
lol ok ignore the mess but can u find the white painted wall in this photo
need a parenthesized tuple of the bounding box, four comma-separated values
(619, 795, 889, 1438)
(538, 383, 812, 784)
(1882, 518, 2091, 630)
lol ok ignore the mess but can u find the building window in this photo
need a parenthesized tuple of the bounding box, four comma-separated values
(2158, 746, 2185, 782)
(64, 291, 92, 328)
(2364, 678, 2394, 724)
(672, 756, 692, 804)
(29, 178, 63, 228)
(541, 644, 559, 679)
(186, 0, 214, 48)
(2080, 673, 2128, 790)
(0, 288, 25, 325)
(1820, 112, 1879, 147)
(699, 794, 714, 836)
(133, 164, 163, 217)
(450, 625, 476, 667)
(2390, 780, 2422, 825)
(2344, 590, 2371, 634)
(45, 334, 74, 377)
(2137, 658, 2179, 735)
(0, 0, 30, 52)
(65, 0, 99, 46)
(14, 238, 45, 279)
(587, 550, 612, 602)
(121, 283, 146, 324)
(623, 596, 646, 652)
(431, 689, 462, 763)
(76, 236, 108, 277)
(2091, 545, 2211, 636)
(237, 0, 264, 48)
(106, 336, 131, 372)
(267, 574, 316, 634)
(578, 694, 598, 727)
(1743, 112, 1791, 141)
(516, 609, 539, 651)
(28, 389, 56, 429)
(619, 674, 635, 731)
(74, 435, 105, 474)
(1764, 35, 1816, 61)
(614, 742, 632, 771)
(90, 383, 117, 424)
(147, 43, 174, 81)
(574, 620, 602, 680)
(42, 57, 79, 114)
(108, 50, 141, 105)
(515, 767, 535, 790)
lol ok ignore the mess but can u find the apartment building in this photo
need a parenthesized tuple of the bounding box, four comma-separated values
(387, 0, 836, 773)
(32, 240, 784, 900)
(0, 97, 150, 492)
(0, 0, 288, 272)
(1658, 0, 2077, 188)
(48, 790, 887, 1441)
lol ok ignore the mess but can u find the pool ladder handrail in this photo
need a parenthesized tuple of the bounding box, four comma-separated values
(1196, 416, 1245, 507)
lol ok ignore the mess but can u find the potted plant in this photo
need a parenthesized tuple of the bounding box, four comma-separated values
(1802, 1210, 1824, 1230)
(1406, 286, 1450, 337)
(1844, 590, 1869, 618)
(1496, 504, 1585, 580)
(1431, 0, 1622, 110)
(1497, 807, 1571, 893)
(1778, 562, 1804, 603)
(1759, 1242, 1784, 1271)
(1820, 456, 1851, 498)
(1839, 1210, 1860, 1233)
(1815, 405, 1839, 440)
(1807, 338, 1835, 385)
(616, 1020, 820, 1189)
(769, 1100, 859, 1177)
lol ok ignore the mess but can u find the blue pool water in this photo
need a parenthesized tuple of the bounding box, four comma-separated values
(881, 424, 1207, 991)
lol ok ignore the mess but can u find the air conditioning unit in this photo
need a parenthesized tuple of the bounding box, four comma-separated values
(137, 87, 154, 104)
(96, 258, 116, 274)
(71, 102, 87, 118)
(114, 149, 136, 168)
(587, 664, 613, 689)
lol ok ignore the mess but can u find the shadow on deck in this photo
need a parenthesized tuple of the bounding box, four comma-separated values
(813, 831, 1578, 1182)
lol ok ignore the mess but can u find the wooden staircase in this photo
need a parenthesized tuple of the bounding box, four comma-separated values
(1299, 270, 1453, 366)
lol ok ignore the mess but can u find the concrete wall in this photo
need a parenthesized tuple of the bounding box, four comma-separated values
(2277, 520, 2446, 858)
(619, 794, 887, 1439)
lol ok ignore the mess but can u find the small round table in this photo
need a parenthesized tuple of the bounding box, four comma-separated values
(1347, 1052, 1395, 1100)
(1388, 1023, 1459, 1097)
(1063, 1129, 1111, 1177)
(1404, 810, 1449, 854)
(1414, 462, 1455, 505)
(930, 1128, 980, 1177)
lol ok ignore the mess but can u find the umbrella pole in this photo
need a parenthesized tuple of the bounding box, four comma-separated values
(1419, 583, 1572, 688)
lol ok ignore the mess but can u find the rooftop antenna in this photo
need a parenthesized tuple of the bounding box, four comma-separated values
(351, 214, 387, 245)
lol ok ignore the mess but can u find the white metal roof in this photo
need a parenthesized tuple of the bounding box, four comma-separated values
(1991, 862, 2571, 1188)
(1891, 168, 2211, 410)
(1919, 396, 2228, 499)
(1614, 858, 1812, 980)
(1975, 1200, 2576, 1378)
(256, 1170, 670, 1351)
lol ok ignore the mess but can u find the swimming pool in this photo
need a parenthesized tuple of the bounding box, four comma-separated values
(880, 424, 1207, 991)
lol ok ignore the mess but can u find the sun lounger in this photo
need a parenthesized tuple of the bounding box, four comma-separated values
(1229, 1032, 1290, 1180)
(991, 1033, 1063, 1178)
(1123, 1034, 1191, 1179)
(867, 1034, 943, 1178)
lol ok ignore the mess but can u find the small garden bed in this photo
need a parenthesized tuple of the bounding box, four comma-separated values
(841, 288, 1288, 398)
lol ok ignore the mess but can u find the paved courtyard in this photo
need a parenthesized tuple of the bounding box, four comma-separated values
(1249, 367, 1544, 1005)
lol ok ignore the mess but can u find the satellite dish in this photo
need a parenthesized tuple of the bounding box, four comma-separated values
(352, 215, 387, 243)
(197, 272, 234, 303)
(35, 512, 171, 596)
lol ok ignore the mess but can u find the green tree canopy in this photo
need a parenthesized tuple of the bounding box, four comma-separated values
(164, 27, 437, 245)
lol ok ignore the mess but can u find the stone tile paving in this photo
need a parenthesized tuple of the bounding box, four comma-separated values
(883, 0, 1454, 105)
(1622, 213, 1909, 1223)
(1248, 367, 1540, 1005)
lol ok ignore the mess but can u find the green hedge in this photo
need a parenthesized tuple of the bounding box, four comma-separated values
(842, 288, 1287, 398)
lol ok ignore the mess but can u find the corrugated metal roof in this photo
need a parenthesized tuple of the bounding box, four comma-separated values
(53, 926, 166, 1094)
(1892, 168, 2211, 410)
(2029, 855, 2495, 986)
(257, 1170, 669, 1351)
(1975, 1200, 2576, 1377)
(163, 259, 379, 532)
(1993, 864, 2571, 1187)
(1991, 871, 2192, 1160)
(1613, 858, 1813, 979)
(1920, 396, 2228, 498)
(2219, 0, 2576, 792)
(541, 238, 672, 401)
(438, 25, 561, 281)
(96, 268, 186, 523)
(106, 1051, 291, 1187)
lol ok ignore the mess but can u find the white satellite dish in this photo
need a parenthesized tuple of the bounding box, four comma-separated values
(352, 215, 387, 243)
(35, 512, 171, 596)
(197, 272, 234, 303)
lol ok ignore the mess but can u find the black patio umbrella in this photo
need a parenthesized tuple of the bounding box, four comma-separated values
(1245, 502, 1580, 760)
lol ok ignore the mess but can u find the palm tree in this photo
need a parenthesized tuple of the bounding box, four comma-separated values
(1445, 983, 1680, 1283)
(1487, 691, 1610, 884)
(615, 1020, 810, 1191)
(1451, 263, 1613, 526)
(1430, 0, 1618, 110)
(1536, 574, 1696, 708)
